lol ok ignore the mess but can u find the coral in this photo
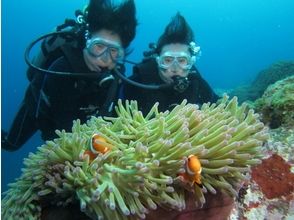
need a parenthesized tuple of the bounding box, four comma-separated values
(264, 127, 294, 163)
(254, 75, 294, 128)
(229, 114, 294, 219)
(1, 97, 268, 220)
(229, 61, 294, 103)
(251, 154, 294, 199)
(231, 175, 294, 220)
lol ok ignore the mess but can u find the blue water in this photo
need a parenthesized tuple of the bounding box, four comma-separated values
(1, 0, 294, 192)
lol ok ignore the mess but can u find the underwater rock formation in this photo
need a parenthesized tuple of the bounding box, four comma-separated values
(229, 109, 294, 219)
(229, 61, 294, 103)
(251, 154, 294, 199)
(2, 97, 268, 220)
(254, 75, 294, 128)
(265, 127, 294, 163)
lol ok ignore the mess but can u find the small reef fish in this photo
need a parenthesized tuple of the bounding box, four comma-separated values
(90, 133, 110, 154)
(83, 150, 97, 161)
(179, 155, 203, 188)
(83, 133, 111, 161)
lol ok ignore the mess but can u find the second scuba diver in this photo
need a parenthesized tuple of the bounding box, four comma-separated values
(124, 12, 219, 115)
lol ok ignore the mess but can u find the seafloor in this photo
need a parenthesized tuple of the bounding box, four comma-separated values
(228, 64, 294, 219)
(229, 127, 294, 219)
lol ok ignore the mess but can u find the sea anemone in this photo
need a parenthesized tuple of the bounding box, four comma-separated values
(2, 96, 268, 219)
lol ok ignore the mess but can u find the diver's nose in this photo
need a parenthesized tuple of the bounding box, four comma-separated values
(170, 61, 181, 71)
(100, 49, 111, 63)
(170, 65, 180, 75)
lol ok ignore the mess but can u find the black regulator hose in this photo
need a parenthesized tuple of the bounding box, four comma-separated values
(113, 67, 171, 90)
(24, 31, 100, 77)
(25, 31, 172, 89)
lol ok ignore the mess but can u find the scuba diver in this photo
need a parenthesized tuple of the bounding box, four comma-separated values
(123, 12, 219, 115)
(1, 0, 137, 151)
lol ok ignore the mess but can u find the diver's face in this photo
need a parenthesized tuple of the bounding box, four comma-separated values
(157, 44, 193, 84)
(83, 29, 124, 72)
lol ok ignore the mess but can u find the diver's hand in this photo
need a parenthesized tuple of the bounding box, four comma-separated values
(1, 130, 18, 151)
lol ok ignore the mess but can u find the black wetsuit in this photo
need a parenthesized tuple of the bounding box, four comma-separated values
(2, 43, 122, 151)
(123, 58, 219, 115)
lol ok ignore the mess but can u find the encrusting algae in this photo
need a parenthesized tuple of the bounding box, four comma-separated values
(1, 96, 269, 219)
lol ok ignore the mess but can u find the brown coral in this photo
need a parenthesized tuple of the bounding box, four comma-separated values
(251, 154, 294, 199)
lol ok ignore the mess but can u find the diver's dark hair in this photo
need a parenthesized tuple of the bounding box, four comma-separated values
(156, 12, 194, 53)
(86, 0, 137, 48)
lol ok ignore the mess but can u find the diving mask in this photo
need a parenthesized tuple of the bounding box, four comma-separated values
(156, 52, 196, 70)
(86, 37, 124, 62)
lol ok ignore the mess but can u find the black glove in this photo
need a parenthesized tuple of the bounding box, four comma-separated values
(1, 130, 18, 151)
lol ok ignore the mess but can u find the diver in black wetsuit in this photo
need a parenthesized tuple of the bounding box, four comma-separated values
(124, 13, 218, 115)
(2, 0, 137, 151)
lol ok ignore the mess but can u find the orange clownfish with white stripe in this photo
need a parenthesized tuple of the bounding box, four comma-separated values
(90, 133, 110, 154)
(83, 133, 111, 161)
(179, 155, 203, 188)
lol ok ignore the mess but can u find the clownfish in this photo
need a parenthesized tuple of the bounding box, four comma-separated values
(179, 155, 203, 188)
(83, 150, 97, 161)
(83, 134, 111, 162)
(90, 133, 110, 154)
